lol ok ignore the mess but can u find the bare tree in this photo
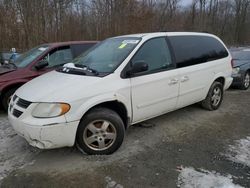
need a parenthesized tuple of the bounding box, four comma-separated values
(0, 0, 249, 51)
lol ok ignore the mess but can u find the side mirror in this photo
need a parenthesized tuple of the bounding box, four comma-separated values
(35, 60, 49, 70)
(127, 61, 148, 76)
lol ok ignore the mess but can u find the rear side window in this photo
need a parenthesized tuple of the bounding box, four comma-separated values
(169, 35, 229, 68)
(71, 43, 96, 58)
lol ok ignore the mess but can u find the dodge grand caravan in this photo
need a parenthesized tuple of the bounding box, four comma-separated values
(0, 41, 97, 111)
(8, 32, 233, 155)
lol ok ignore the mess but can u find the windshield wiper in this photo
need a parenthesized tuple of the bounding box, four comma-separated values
(58, 66, 86, 75)
(74, 64, 99, 75)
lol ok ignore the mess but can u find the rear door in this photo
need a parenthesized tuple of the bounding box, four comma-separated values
(130, 37, 179, 123)
(169, 35, 228, 108)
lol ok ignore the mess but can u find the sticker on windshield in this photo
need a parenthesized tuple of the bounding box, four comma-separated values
(118, 43, 127, 49)
(38, 47, 47, 51)
(122, 40, 139, 44)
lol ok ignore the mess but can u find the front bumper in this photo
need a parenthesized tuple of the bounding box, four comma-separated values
(231, 73, 244, 86)
(232, 78, 243, 86)
(9, 113, 79, 149)
(8, 97, 80, 149)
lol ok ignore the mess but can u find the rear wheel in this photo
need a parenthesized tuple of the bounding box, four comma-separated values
(2, 88, 17, 112)
(201, 81, 223, 111)
(76, 108, 125, 155)
(240, 72, 250, 90)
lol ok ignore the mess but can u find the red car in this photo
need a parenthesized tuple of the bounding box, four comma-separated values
(0, 41, 98, 111)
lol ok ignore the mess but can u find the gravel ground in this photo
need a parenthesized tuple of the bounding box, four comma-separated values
(0, 89, 249, 188)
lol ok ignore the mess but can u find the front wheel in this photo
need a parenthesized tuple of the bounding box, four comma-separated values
(201, 81, 223, 111)
(2, 88, 17, 112)
(76, 108, 125, 155)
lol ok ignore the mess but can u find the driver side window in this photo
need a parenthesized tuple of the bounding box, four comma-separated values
(44, 46, 73, 67)
(131, 37, 173, 74)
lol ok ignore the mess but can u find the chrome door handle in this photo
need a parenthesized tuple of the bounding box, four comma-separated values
(181, 76, 189, 82)
(169, 78, 179, 85)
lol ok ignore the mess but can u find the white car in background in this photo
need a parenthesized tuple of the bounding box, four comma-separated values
(8, 32, 233, 155)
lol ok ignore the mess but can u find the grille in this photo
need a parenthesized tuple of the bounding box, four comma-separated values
(16, 98, 32, 109)
(10, 96, 32, 118)
(13, 109, 23, 118)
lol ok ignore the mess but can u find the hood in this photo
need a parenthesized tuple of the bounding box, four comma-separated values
(0, 65, 16, 75)
(233, 60, 249, 67)
(16, 70, 103, 102)
(0, 66, 33, 83)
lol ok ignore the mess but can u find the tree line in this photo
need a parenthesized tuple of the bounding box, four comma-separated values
(0, 0, 249, 51)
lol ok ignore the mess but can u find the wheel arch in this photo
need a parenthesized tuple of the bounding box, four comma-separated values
(76, 99, 131, 130)
(214, 76, 225, 87)
(0, 82, 25, 98)
(203, 74, 226, 99)
(211, 72, 226, 88)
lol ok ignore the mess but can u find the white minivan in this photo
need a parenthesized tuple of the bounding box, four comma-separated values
(8, 32, 233, 155)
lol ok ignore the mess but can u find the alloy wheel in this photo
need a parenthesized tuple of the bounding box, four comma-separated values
(83, 120, 117, 151)
(211, 87, 222, 107)
(244, 73, 250, 89)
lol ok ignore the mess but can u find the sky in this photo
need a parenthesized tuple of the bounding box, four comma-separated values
(181, 0, 193, 7)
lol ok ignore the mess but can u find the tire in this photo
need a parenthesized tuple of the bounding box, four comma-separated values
(1, 88, 17, 112)
(76, 107, 125, 155)
(201, 81, 223, 111)
(239, 72, 250, 90)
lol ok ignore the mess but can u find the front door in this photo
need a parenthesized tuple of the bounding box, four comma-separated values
(130, 37, 179, 123)
(36, 46, 74, 76)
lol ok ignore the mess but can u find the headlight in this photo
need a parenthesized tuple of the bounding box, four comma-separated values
(232, 67, 240, 75)
(32, 103, 70, 118)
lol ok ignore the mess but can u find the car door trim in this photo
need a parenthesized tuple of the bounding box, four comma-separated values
(136, 94, 178, 109)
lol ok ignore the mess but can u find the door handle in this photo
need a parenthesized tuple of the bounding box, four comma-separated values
(169, 78, 179, 85)
(181, 76, 189, 82)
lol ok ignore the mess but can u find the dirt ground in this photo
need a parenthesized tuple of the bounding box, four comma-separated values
(0, 89, 250, 188)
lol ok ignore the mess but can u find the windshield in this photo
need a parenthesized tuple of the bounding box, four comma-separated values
(231, 51, 250, 60)
(14, 45, 49, 68)
(71, 37, 141, 73)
